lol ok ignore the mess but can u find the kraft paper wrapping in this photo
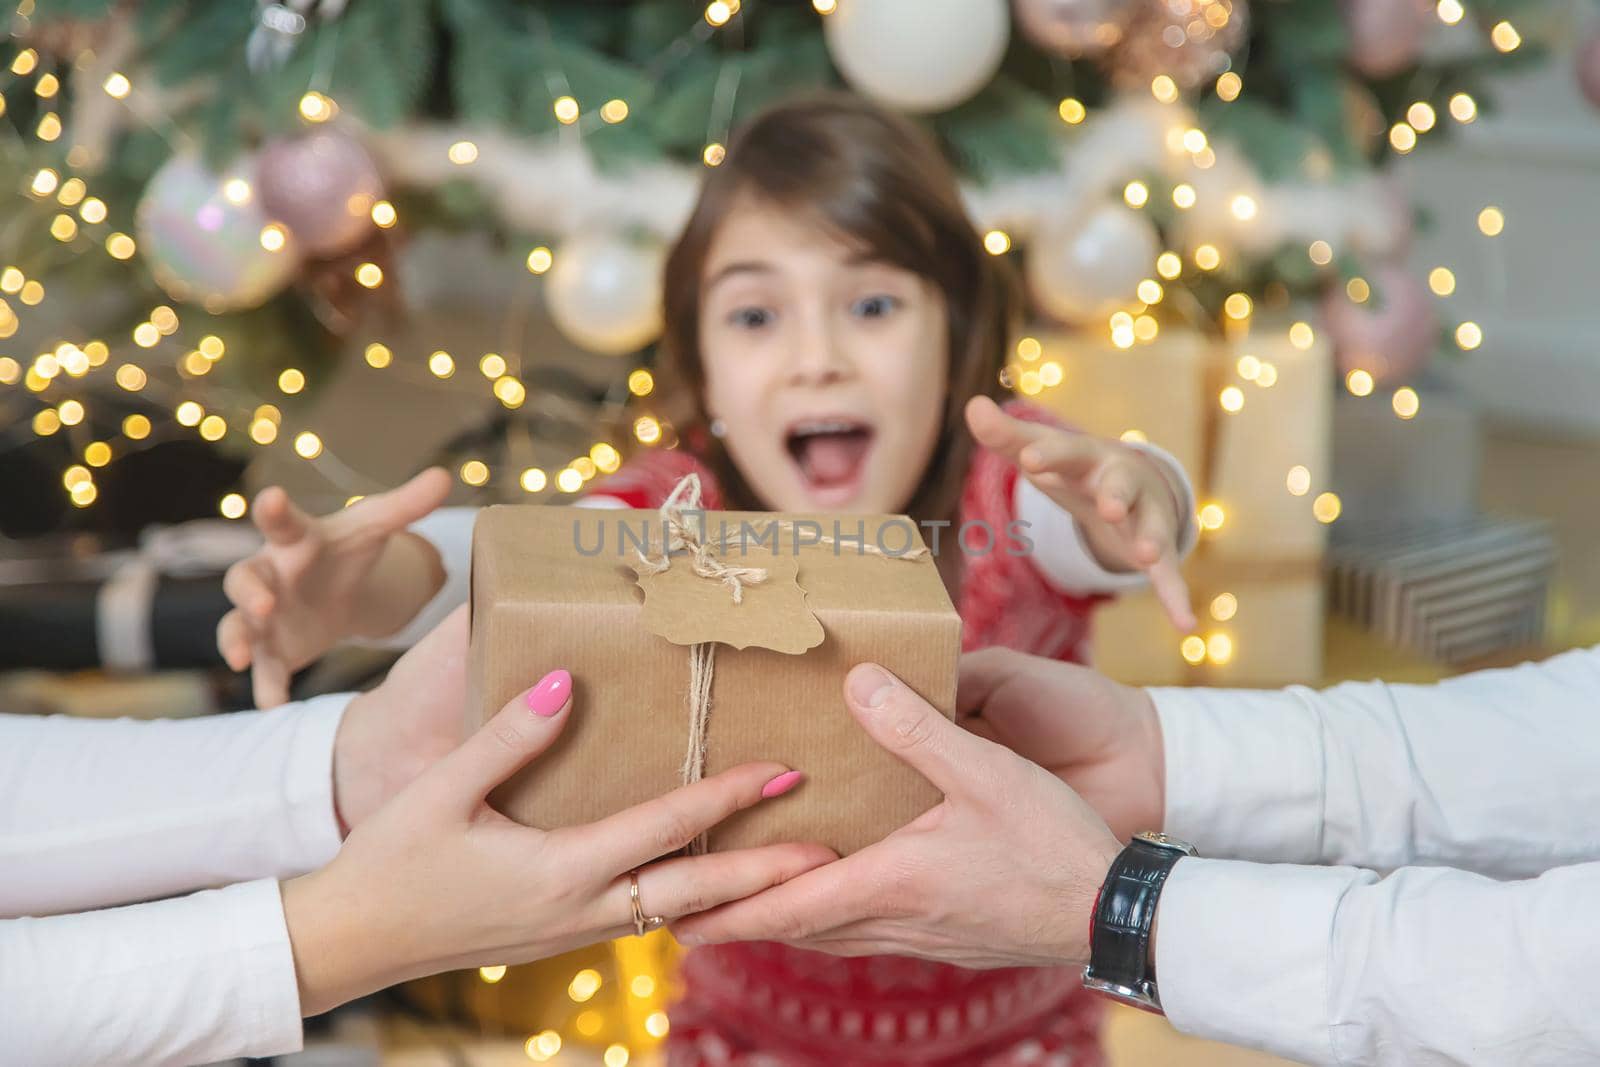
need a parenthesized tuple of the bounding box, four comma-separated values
(468, 505, 961, 856)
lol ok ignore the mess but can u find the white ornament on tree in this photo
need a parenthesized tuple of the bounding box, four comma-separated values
(136, 153, 299, 313)
(545, 232, 665, 356)
(1026, 203, 1159, 323)
(824, 0, 1010, 113)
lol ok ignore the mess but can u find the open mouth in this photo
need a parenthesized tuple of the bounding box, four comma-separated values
(785, 418, 875, 502)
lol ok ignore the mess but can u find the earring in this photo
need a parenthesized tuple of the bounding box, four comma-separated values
(709, 418, 727, 438)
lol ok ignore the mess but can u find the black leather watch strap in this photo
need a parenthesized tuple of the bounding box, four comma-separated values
(1082, 832, 1194, 1012)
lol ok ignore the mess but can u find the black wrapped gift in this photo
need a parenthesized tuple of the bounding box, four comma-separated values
(0, 522, 260, 672)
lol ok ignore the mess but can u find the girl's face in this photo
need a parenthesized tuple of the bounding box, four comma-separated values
(698, 194, 949, 514)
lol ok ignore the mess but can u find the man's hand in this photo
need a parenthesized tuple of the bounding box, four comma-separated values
(674, 664, 1122, 969)
(959, 646, 1165, 841)
(330, 605, 474, 833)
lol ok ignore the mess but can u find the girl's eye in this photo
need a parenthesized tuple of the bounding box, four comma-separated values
(852, 294, 899, 319)
(729, 306, 773, 329)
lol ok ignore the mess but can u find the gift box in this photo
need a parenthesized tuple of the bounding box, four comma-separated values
(467, 497, 961, 856)
(0, 573, 231, 672)
(0, 521, 258, 672)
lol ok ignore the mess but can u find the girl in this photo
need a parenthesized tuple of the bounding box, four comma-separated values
(220, 95, 1198, 1065)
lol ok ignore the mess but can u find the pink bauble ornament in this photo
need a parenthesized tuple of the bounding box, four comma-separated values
(1108, 0, 1248, 91)
(1324, 265, 1437, 385)
(1577, 29, 1600, 109)
(256, 128, 384, 257)
(1341, 0, 1431, 78)
(1014, 0, 1132, 57)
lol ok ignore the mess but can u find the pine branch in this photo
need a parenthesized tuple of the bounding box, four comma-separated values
(934, 76, 1062, 184)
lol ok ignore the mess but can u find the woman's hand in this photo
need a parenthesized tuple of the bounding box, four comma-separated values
(674, 664, 1121, 970)
(966, 395, 1195, 630)
(285, 664, 832, 1016)
(958, 646, 1165, 842)
(216, 469, 452, 707)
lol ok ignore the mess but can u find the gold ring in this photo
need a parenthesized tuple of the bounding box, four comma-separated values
(628, 869, 666, 937)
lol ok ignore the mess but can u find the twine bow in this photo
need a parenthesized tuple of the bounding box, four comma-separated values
(634, 474, 771, 604)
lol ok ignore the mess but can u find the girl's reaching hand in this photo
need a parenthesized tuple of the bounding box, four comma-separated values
(966, 396, 1196, 630)
(216, 468, 452, 707)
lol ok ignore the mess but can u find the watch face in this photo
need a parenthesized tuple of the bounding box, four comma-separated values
(1082, 972, 1164, 1015)
(1134, 830, 1197, 855)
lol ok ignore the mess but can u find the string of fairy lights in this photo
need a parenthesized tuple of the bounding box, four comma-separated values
(0, 1, 755, 530)
(1, 0, 1530, 628)
(981, 0, 1522, 671)
(0, 12, 1530, 647)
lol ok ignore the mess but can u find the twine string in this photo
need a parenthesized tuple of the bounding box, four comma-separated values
(636, 474, 928, 853)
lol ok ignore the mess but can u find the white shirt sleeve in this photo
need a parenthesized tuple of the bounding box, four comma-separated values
(374, 505, 480, 648)
(0, 694, 349, 918)
(1156, 857, 1600, 1066)
(1016, 440, 1198, 595)
(374, 497, 630, 649)
(1151, 644, 1600, 876)
(0, 878, 307, 1066)
(1147, 645, 1600, 1064)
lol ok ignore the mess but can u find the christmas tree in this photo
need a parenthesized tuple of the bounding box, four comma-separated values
(0, 0, 1559, 540)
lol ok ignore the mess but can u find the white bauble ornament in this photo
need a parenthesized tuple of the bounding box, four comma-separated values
(824, 0, 1009, 113)
(1026, 203, 1159, 323)
(136, 153, 299, 313)
(545, 232, 665, 356)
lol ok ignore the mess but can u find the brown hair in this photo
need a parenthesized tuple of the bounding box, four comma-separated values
(656, 92, 1016, 527)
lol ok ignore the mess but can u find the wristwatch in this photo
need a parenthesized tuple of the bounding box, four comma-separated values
(1081, 830, 1197, 1014)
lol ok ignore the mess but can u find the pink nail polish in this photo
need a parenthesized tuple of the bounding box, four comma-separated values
(526, 669, 572, 717)
(761, 770, 804, 799)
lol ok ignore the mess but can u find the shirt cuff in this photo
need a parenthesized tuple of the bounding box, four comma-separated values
(281, 693, 353, 871)
(1151, 685, 1327, 863)
(1124, 439, 1198, 558)
(1013, 441, 1199, 596)
(373, 506, 477, 650)
(0, 879, 307, 1064)
(233, 878, 310, 1058)
(1156, 858, 1365, 1066)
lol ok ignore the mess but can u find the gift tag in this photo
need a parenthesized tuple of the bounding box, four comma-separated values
(633, 553, 824, 654)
